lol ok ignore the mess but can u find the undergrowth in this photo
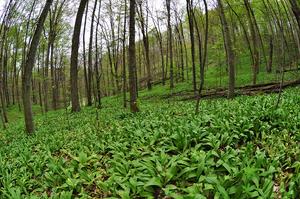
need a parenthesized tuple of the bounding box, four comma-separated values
(0, 88, 300, 198)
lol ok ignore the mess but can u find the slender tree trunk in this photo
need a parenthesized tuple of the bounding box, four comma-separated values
(12, 28, 19, 105)
(128, 0, 139, 112)
(95, 0, 102, 108)
(268, 36, 273, 73)
(186, 0, 196, 94)
(289, 0, 300, 30)
(0, 0, 14, 124)
(87, 0, 98, 107)
(44, 41, 50, 112)
(174, 16, 185, 82)
(82, 1, 89, 105)
(50, 43, 57, 109)
(22, 0, 53, 134)
(70, 0, 88, 112)
(217, 0, 235, 98)
(226, 0, 254, 71)
(195, 0, 208, 114)
(123, 0, 127, 108)
(166, 0, 174, 90)
(152, 19, 165, 85)
(137, 2, 152, 90)
(37, 47, 43, 110)
(3, 42, 10, 107)
(244, 0, 259, 85)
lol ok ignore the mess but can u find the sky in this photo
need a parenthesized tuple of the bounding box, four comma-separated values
(150, 0, 186, 11)
(0, 0, 5, 13)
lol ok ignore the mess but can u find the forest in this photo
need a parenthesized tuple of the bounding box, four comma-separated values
(0, 0, 300, 198)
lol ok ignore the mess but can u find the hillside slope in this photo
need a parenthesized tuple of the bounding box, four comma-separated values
(0, 87, 300, 198)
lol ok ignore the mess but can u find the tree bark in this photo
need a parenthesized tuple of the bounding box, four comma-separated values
(128, 0, 139, 112)
(186, 0, 197, 94)
(87, 0, 98, 106)
(22, 0, 53, 134)
(217, 0, 235, 98)
(244, 0, 259, 85)
(70, 0, 88, 112)
(289, 0, 300, 30)
(166, 0, 174, 90)
(95, 0, 102, 108)
(195, 0, 209, 114)
(82, 1, 89, 106)
(123, 0, 127, 108)
(137, 2, 152, 90)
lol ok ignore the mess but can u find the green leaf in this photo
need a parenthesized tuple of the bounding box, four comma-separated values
(205, 176, 219, 185)
(144, 177, 162, 188)
(217, 184, 230, 199)
(204, 183, 214, 190)
(166, 165, 177, 182)
(118, 188, 130, 199)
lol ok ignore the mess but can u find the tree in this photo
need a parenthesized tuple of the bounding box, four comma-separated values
(166, 0, 174, 89)
(0, 0, 16, 128)
(22, 0, 53, 134)
(122, 0, 128, 108)
(82, 0, 89, 106)
(186, 0, 197, 94)
(137, 0, 152, 90)
(149, 9, 166, 85)
(51, 0, 67, 110)
(244, 0, 260, 85)
(70, 0, 88, 112)
(128, 0, 139, 113)
(289, 0, 300, 30)
(87, 0, 98, 107)
(195, 0, 209, 113)
(217, 0, 235, 98)
(95, 0, 102, 108)
(174, 8, 185, 82)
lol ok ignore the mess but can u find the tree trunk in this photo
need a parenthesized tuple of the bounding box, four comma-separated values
(95, 0, 102, 108)
(217, 0, 235, 98)
(244, 0, 259, 85)
(128, 0, 139, 113)
(268, 36, 273, 73)
(70, 0, 88, 112)
(186, 0, 197, 94)
(195, 0, 209, 114)
(37, 47, 43, 110)
(166, 0, 174, 90)
(44, 41, 50, 112)
(82, 1, 89, 106)
(137, 2, 152, 90)
(289, 0, 300, 30)
(22, 0, 53, 134)
(87, 0, 98, 106)
(123, 0, 127, 108)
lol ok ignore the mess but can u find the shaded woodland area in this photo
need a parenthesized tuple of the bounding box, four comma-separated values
(0, 0, 300, 198)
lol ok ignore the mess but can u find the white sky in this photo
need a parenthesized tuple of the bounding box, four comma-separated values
(0, 0, 5, 12)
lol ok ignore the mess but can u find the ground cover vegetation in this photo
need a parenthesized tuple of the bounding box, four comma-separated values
(0, 0, 300, 198)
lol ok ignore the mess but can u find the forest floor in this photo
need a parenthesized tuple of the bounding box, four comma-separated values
(138, 63, 300, 102)
(0, 83, 300, 198)
(158, 79, 300, 101)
